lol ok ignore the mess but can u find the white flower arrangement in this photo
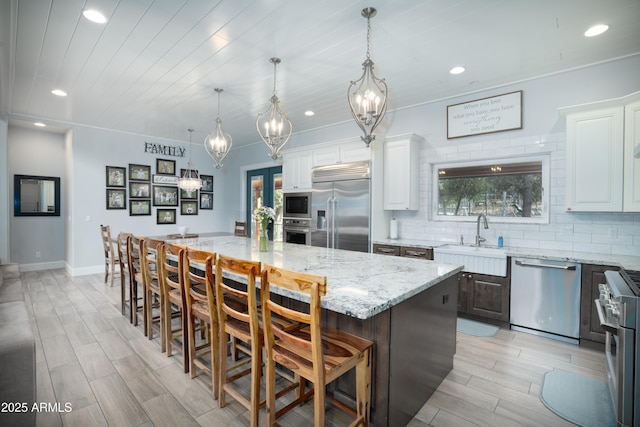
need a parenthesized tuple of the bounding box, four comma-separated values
(252, 206, 276, 224)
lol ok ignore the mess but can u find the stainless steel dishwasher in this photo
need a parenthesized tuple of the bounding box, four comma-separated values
(510, 257, 582, 344)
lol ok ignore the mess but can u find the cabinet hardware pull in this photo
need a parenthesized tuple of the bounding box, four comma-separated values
(515, 260, 577, 270)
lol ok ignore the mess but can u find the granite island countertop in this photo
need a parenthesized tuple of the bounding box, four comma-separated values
(374, 238, 640, 271)
(165, 235, 463, 320)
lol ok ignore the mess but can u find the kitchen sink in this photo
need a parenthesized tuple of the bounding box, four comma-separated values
(433, 244, 508, 277)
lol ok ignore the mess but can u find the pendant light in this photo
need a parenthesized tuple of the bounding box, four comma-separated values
(256, 57, 292, 160)
(347, 7, 387, 147)
(204, 88, 232, 169)
(178, 129, 202, 195)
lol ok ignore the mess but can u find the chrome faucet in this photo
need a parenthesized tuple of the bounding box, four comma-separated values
(476, 213, 489, 247)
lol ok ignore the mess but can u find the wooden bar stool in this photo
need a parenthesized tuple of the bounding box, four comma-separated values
(160, 242, 189, 373)
(100, 224, 119, 286)
(183, 247, 219, 399)
(234, 221, 247, 236)
(116, 232, 132, 317)
(261, 264, 374, 427)
(128, 235, 146, 329)
(140, 238, 166, 351)
(215, 254, 262, 427)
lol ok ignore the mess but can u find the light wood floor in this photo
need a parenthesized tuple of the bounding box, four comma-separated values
(17, 268, 606, 426)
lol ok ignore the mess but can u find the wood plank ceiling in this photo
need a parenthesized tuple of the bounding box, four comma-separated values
(1, 0, 639, 147)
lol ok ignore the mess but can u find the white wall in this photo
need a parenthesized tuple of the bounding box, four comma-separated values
(0, 117, 8, 263)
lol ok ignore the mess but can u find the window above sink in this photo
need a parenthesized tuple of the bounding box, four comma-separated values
(432, 155, 550, 224)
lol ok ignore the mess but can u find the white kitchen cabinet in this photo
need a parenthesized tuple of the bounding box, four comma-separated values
(562, 91, 640, 212)
(383, 134, 421, 210)
(623, 100, 640, 211)
(565, 106, 624, 212)
(282, 151, 312, 191)
(312, 139, 371, 167)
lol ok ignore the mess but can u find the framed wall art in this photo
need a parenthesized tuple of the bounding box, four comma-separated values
(201, 174, 213, 192)
(156, 158, 176, 175)
(152, 174, 179, 185)
(200, 192, 213, 210)
(153, 185, 178, 206)
(129, 182, 150, 198)
(157, 208, 176, 224)
(129, 199, 151, 216)
(129, 164, 151, 181)
(180, 168, 199, 179)
(180, 188, 198, 200)
(447, 90, 522, 139)
(181, 200, 198, 215)
(106, 166, 126, 187)
(106, 188, 126, 210)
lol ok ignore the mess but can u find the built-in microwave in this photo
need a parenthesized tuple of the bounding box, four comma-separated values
(283, 192, 311, 219)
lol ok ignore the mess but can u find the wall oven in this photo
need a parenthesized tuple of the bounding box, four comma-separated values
(596, 269, 639, 427)
(283, 218, 311, 245)
(283, 192, 311, 219)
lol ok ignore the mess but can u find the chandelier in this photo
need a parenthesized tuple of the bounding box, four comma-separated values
(204, 88, 232, 169)
(256, 57, 292, 160)
(178, 128, 202, 194)
(347, 7, 387, 147)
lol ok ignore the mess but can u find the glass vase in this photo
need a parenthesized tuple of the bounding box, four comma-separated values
(259, 220, 269, 252)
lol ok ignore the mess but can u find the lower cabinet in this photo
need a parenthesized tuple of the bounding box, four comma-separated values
(458, 270, 510, 322)
(580, 264, 619, 344)
(372, 243, 433, 260)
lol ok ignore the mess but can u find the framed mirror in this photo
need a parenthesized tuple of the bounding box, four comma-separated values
(14, 174, 61, 216)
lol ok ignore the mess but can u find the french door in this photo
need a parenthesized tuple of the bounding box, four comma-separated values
(246, 166, 282, 240)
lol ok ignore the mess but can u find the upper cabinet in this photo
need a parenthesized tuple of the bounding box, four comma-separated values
(383, 134, 422, 210)
(561, 92, 640, 212)
(282, 151, 313, 191)
(312, 140, 371, 167)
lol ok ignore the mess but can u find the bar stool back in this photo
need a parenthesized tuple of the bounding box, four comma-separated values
(141, 238, 166, 351)
(116, 232, 132, 317)
(100, 224, 119, 286)
(160, 243, 189, 372)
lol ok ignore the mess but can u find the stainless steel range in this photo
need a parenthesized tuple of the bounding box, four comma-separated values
(596, 269, 640, 427)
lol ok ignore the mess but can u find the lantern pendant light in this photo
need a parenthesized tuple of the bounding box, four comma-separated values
(178, 128, 202, 195)
(347, 7, 388, 147)
(256, 57, 292, 160)
(204, 88, 232, 169)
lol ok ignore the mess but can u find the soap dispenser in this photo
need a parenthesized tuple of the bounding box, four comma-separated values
(498, 235, 504, 248)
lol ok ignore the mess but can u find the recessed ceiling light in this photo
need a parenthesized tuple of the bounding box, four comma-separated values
(34, 122, 46, 127)
(450, 66, 465, 75)
(584, 24, 609, 37)
(51, 89, 67, 97)
(82, 9, 107, 24)
(304, 110, 315, 116)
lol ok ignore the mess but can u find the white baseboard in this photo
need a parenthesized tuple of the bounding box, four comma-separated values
(19, 261, 66, 272)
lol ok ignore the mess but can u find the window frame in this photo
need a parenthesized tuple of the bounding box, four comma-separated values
(431, 154, 550, 224)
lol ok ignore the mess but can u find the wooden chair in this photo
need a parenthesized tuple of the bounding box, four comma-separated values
(183, 248, 219, 399)
(100, 224, 119, 286)
(128, 235, 146, 329)
(160, 242, 189, 373)
(215, 254, 262, 427)
(261, 264, 374, 427)
(234, 221, 247, 236)
(116, 232, 132, 316)
(140, 238, 166, 351)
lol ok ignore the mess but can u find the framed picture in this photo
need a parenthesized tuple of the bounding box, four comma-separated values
(106, 188, 126, 209)
(106, 166, 126, 187)
(181, 200, 198, 215)
(447, 90, 523, 139)
(156, 158, 176, 175)
(200, 192, 213, 210)
(152, 174, 179, 185)
(180, 168, 199, 179)
(129, 199, 151, 216)
(129, 164, 151, 182)
(129, 182, 151, 198)
(157, 208, 176, 224)
(153, 185, 179, 206)
(180, 188, 198, 200)
(201, 174, 213, 192)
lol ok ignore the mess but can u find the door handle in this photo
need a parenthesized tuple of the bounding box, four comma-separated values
(594, 299, 618, 336)
(515, 260, 577, 270)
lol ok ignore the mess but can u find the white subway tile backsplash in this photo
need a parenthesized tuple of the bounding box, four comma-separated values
(393, 130, 640, 256)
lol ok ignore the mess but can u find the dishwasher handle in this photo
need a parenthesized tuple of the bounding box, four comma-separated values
(514, 260, 577, 270)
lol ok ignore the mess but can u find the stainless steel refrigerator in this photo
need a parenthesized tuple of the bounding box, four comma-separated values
(310, 162, 370, 252)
